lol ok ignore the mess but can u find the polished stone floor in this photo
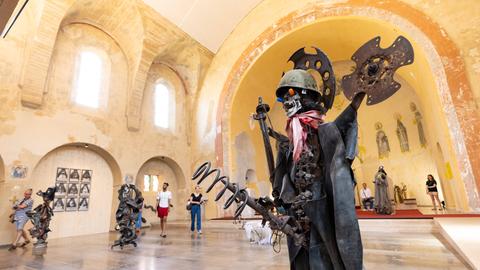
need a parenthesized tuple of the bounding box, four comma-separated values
(0, 220, 470, 270)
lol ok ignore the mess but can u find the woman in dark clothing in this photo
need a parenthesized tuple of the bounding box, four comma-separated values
(188, 185, 204, 234)
(426, 174, 442, 210)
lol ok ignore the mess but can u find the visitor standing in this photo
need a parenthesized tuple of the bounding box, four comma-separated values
(156, 183, 172, 237)
(426, 174, 442, 210)
(9, 189, 33, 250)
(188, 185, 203, 234)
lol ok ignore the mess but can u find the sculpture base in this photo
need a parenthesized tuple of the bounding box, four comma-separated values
(396, 198, 417, 210)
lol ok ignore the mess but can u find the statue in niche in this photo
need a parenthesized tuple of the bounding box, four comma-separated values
(375, 122, 390, 159)
(410, 102, 427, 147)
(395, 114, 409, 152)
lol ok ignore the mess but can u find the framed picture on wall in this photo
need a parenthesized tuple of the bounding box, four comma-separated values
(55, 182, 67, 196)
(56, 167, 69, 182)
(81, 169, 92, 183)
(79, 183, 90, 196)
(11, 165, 27, 178)
(69, 169, 80, 182)
(53, 197, 66, 212)
(67, 183, 79, 196)
(78, 197, 89, 211)
(65, 197, 78, 211)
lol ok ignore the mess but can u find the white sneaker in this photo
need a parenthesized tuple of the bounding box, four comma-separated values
(198, 230, 202, 235)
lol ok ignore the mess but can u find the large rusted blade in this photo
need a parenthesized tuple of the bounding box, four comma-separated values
(342, 36, 414, 105)
(288, 47, 336, 111)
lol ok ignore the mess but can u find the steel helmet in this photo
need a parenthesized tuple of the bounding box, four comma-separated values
(276, 69, 319, 99)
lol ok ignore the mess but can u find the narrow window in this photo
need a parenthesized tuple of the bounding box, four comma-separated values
(152, 175, 159, 192)
(143, 175, 150, 192)
(74, 51, 103, 108)
(154, 83, 170, 128)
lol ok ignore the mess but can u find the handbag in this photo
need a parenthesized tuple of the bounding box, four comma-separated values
(186, 203, 192, 211)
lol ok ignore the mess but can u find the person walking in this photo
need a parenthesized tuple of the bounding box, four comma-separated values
(156, 182, 172, 238)
(188, 185, 204, 234)
(426, 174, 442, 210)
(9, 189, 34, 250)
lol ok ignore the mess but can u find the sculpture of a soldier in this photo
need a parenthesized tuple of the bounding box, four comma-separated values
(111, 183, 144, 249)
(192, 36, 414, 270)
(27, 186, 57, 247)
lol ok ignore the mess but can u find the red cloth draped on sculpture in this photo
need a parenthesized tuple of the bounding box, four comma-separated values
(286, 110, 325, 162)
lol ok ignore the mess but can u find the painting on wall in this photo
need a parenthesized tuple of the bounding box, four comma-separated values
(78, 197, 89, 211)
(375, 122, 390, 159)
(69, 169, 80, 182)
(395, 114, 410, 152)
(54, 167, 92, 212)
(410, 102, 427, 147)
(65, 197, 78, 211)
(53, 197, 66, 212)
(11, 165, 27, 178)
(81, 170, 92, 183)
(56, 168, 69, 182)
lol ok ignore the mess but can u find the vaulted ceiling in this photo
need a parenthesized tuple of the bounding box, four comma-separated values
(142, 0, 262, 53)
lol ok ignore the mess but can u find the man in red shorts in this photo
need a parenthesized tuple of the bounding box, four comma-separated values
(156, 182, 173, 237)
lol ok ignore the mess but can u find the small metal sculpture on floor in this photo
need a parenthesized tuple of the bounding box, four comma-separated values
(193, 35, 414, 269)
(111, 184, 144, 249)
(27, 186, 57, 248)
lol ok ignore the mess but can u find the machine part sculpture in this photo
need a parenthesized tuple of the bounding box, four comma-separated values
(192, 162, 306, 246)
(27, 187, 57, 247)
(111, 184, 144, 249)
(342, 36, 414, 105)
(288, 47, 336, 111)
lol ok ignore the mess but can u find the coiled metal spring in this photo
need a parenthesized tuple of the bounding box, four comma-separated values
(192, 162, 249, 219)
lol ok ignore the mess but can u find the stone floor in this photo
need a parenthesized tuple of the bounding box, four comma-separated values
(0, 220, 470, 270)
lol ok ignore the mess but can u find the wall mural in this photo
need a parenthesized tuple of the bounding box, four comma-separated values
(410, 102, 427, 147)
(395, 114, 409, 152)
(375, 122, 390, 159)
(53, 167, 92, 212)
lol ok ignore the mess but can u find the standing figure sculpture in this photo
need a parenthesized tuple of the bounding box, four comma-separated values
(191, 36, 414, 270)
(111, 184, 144, 249)
(27, 187, 57, 247)
(374, 166, 393, 215)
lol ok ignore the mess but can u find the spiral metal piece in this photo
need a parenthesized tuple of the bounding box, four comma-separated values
(192, 162, 249, 219)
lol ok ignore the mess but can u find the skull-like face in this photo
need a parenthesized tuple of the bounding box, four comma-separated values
(282, 91, 303, 117)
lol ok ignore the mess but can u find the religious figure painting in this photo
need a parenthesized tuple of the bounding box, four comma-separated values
(56, 167, 69, 182)
(375, 122, 390, 159)
(69, 169, 80, 182)
(11, 165, 27, 178)
(410, 102, 427, 147)
(395, 115, 409, 152)
(53, 197, 66, 212)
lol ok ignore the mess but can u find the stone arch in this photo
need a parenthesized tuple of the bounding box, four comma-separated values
(31, 142, 122, 238)
(135, 156, 187, 222)
(214, 3, 479, 211)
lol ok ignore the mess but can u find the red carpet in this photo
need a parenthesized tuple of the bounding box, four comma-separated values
(356, 209, 480, 219)
(211, 210, 480, 221)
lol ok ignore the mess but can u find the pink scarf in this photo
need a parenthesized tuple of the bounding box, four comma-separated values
(286, 110, 325, 162)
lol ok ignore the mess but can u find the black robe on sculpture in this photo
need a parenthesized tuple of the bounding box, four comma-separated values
(273, 105, 363, 270)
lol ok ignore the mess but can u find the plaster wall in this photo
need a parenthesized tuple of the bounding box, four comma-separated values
(0, 2, 212, 244)
(192, 0, 480, 213)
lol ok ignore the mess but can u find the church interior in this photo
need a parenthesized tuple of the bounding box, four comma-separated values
(1, 0, 480, 269)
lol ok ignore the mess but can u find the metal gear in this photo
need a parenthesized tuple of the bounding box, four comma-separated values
(341, 36, 414, 105)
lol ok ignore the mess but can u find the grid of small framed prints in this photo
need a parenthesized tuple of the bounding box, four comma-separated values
(53, 167, 92, 212)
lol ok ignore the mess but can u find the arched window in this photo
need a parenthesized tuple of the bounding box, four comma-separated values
(154, 82, 173, 129)
(73, 51, 104, 108)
